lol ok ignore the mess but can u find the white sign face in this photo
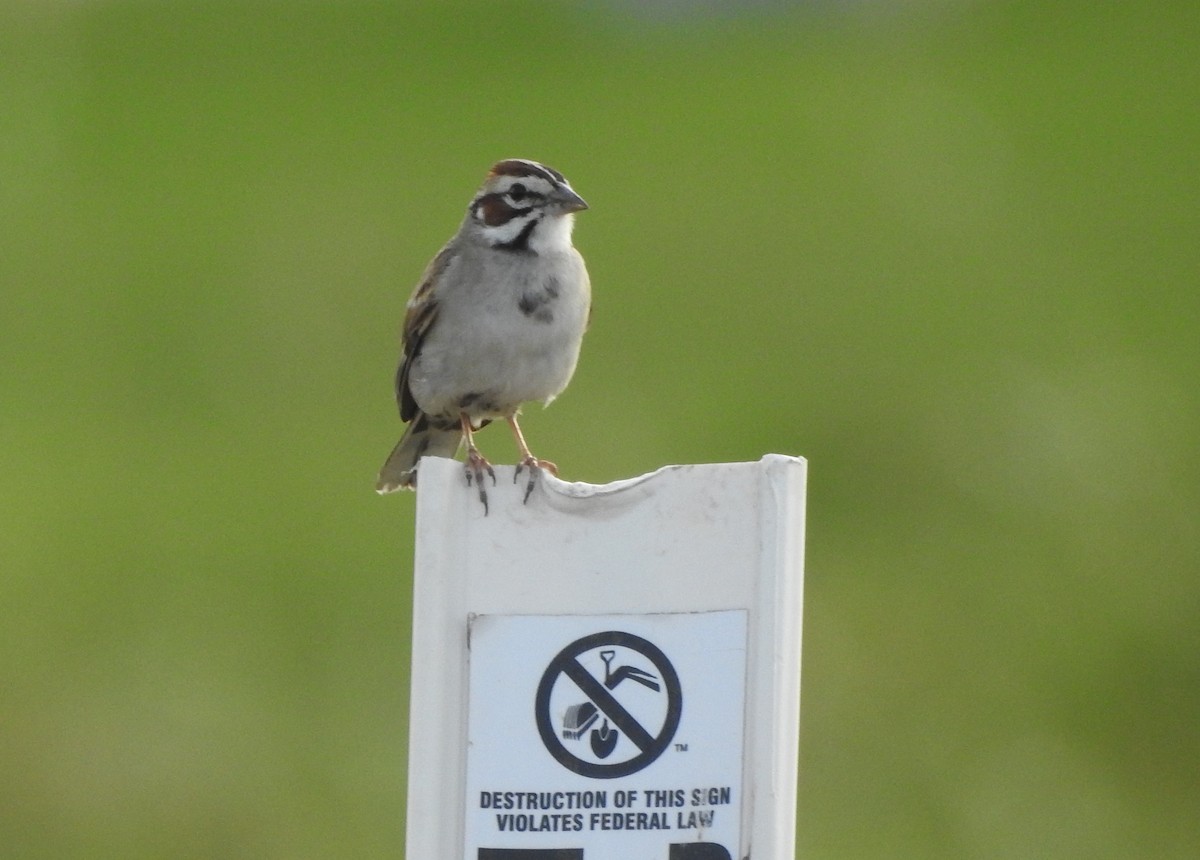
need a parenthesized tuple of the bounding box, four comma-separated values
(464, 610, 748, 860)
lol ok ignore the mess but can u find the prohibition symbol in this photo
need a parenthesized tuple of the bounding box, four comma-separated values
(535, 631, 682, 779)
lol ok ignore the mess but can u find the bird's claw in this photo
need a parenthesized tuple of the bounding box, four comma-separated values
(464, 448, 496, 514)
(514, 457, 558, 504)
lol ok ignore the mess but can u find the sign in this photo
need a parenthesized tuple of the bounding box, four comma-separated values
(465, 611, 747, 860)
(405, 456, 806, 860)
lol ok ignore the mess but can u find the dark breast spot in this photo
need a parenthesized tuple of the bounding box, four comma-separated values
(518, 292, 555, 324)
(517, 275, 562, 323)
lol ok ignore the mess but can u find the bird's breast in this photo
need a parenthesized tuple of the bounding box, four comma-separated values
(408, 253, 590, 420)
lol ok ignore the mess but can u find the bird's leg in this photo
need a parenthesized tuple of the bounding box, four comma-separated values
(508, 415, 557, 503)
(460, 413, 495, 513)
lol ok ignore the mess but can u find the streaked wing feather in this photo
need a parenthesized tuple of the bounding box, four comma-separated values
(396, 244, 455, 421)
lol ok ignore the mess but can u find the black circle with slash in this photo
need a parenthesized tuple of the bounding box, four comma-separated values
(535, 631, 682, 779)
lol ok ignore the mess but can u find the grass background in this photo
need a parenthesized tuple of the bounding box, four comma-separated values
(2, 1, 1197, 857)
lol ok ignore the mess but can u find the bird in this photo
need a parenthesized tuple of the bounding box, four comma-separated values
(375, 158, 591, 511)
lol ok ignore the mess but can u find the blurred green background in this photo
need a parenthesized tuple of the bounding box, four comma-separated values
(2, 1, 1197, 857)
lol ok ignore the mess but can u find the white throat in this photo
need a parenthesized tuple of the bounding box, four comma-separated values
(528, 213, 575, 254)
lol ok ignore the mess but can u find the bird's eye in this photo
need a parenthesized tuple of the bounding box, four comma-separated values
(508, 183, 528, 202)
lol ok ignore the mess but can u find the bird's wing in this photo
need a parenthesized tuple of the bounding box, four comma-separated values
(395, 244, 455, 422)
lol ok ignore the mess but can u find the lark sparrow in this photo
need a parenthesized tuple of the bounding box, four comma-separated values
(375, 159, 591, 510)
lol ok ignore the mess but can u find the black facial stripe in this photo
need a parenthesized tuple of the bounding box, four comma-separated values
(525, 163, 564, 184)
(496, 217, 539, 252)
(496, 176, 551, 203)
(490, 159, 564, 186)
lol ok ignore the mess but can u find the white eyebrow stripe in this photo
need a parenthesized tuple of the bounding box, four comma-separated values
(497, 175, 555, 195)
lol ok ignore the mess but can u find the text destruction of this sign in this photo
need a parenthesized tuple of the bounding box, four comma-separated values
(464, 610, 747, 860)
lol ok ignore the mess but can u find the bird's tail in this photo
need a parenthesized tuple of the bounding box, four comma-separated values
(375, 413, 463, 493)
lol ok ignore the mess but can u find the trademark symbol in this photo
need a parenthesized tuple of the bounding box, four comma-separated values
(675, 742, 689, 752)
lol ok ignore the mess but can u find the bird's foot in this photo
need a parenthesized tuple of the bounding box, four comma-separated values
(464, 446, 496, 514)
(514, 456, 557, 504)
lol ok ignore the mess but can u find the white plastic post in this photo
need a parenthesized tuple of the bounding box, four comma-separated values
(406, 455, 806, 860)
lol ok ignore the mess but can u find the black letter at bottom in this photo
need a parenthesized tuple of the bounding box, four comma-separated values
(670, 843, 733, 860)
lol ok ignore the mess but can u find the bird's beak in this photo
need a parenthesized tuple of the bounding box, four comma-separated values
(553, 185, 588, 213)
